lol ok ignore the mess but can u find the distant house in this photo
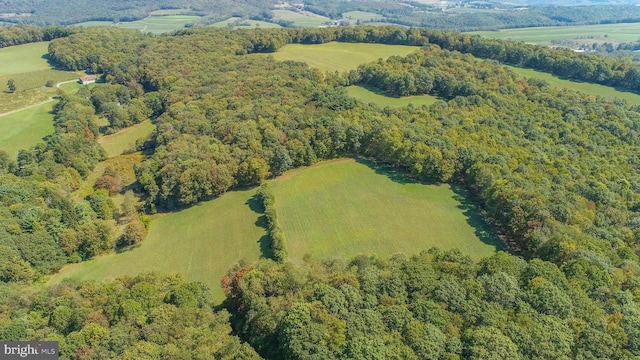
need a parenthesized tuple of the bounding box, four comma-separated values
(79, 75, 99, 85)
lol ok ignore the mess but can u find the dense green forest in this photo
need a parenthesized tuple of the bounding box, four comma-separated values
(0, 25, 74, 48)
(3, 25, 640, 357)
(0, 274, 261, 358)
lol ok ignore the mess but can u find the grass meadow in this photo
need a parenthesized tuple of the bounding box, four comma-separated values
(472, 22, 640, 46)
(48, 188, 265, 302)
(271, 9, 329, 27)
(73, 15, 200, 34)
(267, 42, 426, 107)
(270, 159, 503, 263)
(50, 158, 501, 300)
(98, 120, 156, 158)
(347, 85, 438, 108)
(341, 11, 383, 22)
(0, 42, 78, 113)
(117, 15, 200, 33)
(210, 17, 281, 29)
(506, 65, 640, 105)
(0, 101, 54, 157)
(0, 42, 52, 77)
(267, 42, 419, 72)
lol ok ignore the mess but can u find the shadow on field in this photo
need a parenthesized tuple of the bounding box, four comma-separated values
(355, 158, 412, 185)
(356, 157, 505, 252)
(41, 53, 55, 67)
(451, 185, 506, 252)
(358, 84, 402, 98)
(246, 194, 274, 260)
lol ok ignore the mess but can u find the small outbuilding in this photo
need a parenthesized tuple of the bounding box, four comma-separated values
(79, 75, 99, 85)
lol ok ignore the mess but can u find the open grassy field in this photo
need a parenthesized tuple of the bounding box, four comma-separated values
(0, 42, 51, 77)
(270, 159, 503, 263)
(347, 85, 438, 108)
(73, 15, 200, 34)
(50, 158, 500, 300)
(271, 9, 329, 27)
(472, 22, 640, 46)
(341, 11, 383, 22)
(266, 42, 419, 72)
(117, 15, 200, 33)
(149, 9, 191, 16)
(210, 17, 281, 29)
(98, 120, 156, 158)
(0, 101, 54, 157)
(0, 41, 79, 113)
(48, 188, 265, 302)
(506, 65, 640, 105)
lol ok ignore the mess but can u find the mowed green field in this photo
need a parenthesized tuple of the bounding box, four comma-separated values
(472, 22, 640, 46)
(0, 101, 54, 157)
(271, 9, 329, 27)
(98, 120, 156, 158)
(347, 85, 438, 108)
(210, 17, 281, 29)
(506, 65, 640, 105)
(267, 42, 419, 72)
(73, 15, 200, 34)
(48, 188, 265, 302)
(0, 42, 78, 113)
(270, 159, 503, 263)
(0, 42, 51, 76)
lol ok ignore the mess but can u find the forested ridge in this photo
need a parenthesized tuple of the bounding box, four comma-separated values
(4, 0, 640, 32)
(2, 25, 640, 358)
(0, 0, 275, 26)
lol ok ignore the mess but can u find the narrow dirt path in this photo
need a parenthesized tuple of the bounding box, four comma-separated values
(0, 79, 78, 118)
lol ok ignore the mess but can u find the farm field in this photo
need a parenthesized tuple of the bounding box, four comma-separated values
(48, 188, 265, 302)
(0, 101, 54, 157)
(73, 15, 200, 33)
(271, 9, 329, 27)
(117, 15, 200, 33)
(210, 17, 281, 29)
(266, 42, 419, 72)
(0, 41, 79, 113)
(506, 65, 640, 105)
(0, 42, 52, 76)
(471, 22, 640, 46)
(98, 120, 156, 158)
(149, 9, 191, 16)
(341, 11, 383, 22)
(347, 85, 438, 108)
(50, 158, 500, 300)
(270, 159, 503, 263)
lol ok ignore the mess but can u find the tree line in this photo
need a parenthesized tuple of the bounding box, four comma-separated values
(256, 183, 287, 262)
(0, 25, 74, 48)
